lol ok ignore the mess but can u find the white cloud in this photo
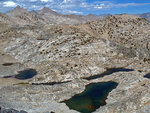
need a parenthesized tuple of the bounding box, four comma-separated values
(94, 4, 105, 9)
(3, 1, 17, 7)
(41, 0, 48, 2)
(115, 3, 150, 7)
(62, 9, 83, 14)
(30, 0, 37, 2)
(31, 5, 41, 9)
(41, 0, 53, 2)
(63, 0, 75, 3)
(63, 0, 67, 3)
(67, 10, 83, 14)
(101, 3, 150, 9)
(94, 6, 102, 9)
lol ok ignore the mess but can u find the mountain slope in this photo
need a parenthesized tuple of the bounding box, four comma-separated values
(84, 14, 150, 59)
(0, 12, 14, 24)
(139, 12, 150, 22)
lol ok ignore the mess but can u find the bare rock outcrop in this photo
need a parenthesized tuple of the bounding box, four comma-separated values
(1, 13, 150, 113)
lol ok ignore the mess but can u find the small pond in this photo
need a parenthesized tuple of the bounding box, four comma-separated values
(63, 81, 118, 113)
(83, 68, 134, 80)
(4, 69, 37, 80)
(144, 73, 150, 78)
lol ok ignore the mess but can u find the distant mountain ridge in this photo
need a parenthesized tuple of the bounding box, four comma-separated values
(0, 6, 105, 25)
(0, 6, 150, 25)
(139, 12, 150, 22)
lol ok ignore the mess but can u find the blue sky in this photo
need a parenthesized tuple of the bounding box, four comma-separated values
(0, 0, 150, 15)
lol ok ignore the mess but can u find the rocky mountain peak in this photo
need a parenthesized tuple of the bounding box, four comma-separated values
(38, 7, 58, 15)
(14, 5, 21, 9)
(6, 5, 29, 16)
